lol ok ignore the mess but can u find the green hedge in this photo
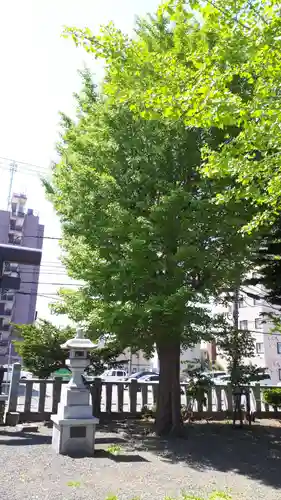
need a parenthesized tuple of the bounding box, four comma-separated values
(263, 388, 281, 409)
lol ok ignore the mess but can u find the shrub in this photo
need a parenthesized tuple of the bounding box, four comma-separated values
(263, 388, 281, 409)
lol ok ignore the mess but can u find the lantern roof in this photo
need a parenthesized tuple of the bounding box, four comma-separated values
(61, 328, 97, 350)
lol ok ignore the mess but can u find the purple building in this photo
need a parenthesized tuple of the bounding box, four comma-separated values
(0, 193, 44, 364)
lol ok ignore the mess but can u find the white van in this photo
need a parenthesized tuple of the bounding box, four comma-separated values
(100, 369, 127, 382)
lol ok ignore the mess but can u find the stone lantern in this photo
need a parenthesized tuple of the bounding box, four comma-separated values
(51, 328, 99, 456)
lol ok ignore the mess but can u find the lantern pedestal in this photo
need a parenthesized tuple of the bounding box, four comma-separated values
(51, 329, 99, 456)
(52, 415, 99, 456)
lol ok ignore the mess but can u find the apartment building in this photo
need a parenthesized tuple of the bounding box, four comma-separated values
(0, 193, 44, 364)
(211, 279, 281, 385)
(151, 344, 202, 373)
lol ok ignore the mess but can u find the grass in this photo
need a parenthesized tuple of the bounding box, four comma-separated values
(106, 444, 122, 455)
(67, 481, 81, 488)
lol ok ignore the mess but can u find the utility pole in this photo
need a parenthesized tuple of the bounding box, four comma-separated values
(232, 286, 240, 384)
(129, 348, 132, 375)
(7, 161, 17, 210)
(233, 287, 239, 330)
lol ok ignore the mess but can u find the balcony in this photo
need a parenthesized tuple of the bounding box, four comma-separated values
(8, 234, 22, 245)
(4, 262, 19, 273)
(17, 211, 25, 218)
(0, 304, 12, 317)
(0, 293, 14, 302)
(0, 275, 21, 290)
(0, 340, 8, 355)
(2, 324, 11, 332)
(9, 222, 23, 233)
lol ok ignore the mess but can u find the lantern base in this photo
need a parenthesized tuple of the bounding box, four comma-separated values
(51, 415, 99, 456)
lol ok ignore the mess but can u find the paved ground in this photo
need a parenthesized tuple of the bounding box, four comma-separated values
(1, 419, 281, 500)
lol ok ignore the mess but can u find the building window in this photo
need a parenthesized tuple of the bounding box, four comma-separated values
(255, 318, 263, 329)
(279, 369, 281, 381)
(238, 297, 245, 308)
(277, 342, 281, 354)
(254, 297, 262, 305)
(256, 342, 264, 354)
(239, 320, 248, 330)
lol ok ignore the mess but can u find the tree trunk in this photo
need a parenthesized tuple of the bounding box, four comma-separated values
(155, 340, 183, 436)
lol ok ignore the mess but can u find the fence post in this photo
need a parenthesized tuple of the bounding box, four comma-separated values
(117, 382, 124, 413)
(90, 378, 102, 417)
(38, 381, 47, 414)
(152, 383, 158, 407)
(129, 379, 137, 414)
(226, 384, 233, 413)
(52, 377, 62, 414)
(105, 383, 113, 413)
(5, 362, 21, 425)
(23, 380, 33, 414)
(252, 384, 261, 414)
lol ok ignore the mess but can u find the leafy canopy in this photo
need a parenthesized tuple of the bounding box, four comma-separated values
(64, 0, 281, 228)
(47, 70, 256, 356)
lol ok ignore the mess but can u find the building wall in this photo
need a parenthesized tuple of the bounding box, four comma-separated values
(13, 214, 44, 325)
(0, 210, 10, 244)
(0, 196, 44, 364)
(151, 344, 201, 373)
(117, 348, 152, 373)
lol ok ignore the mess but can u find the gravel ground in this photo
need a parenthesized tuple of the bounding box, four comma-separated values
(1, 420, 281, 500)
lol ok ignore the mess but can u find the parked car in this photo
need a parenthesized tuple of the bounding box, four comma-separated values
(139, 374, 159, 383)
(100, 369, 127, 382)
(124, 370, 159, 388)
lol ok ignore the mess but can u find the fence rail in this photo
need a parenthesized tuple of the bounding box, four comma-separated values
(3, 364, 281, 424)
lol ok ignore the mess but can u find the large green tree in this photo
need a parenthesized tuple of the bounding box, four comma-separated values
(65, 0, 281, 228)
(46, 68, 256, 434)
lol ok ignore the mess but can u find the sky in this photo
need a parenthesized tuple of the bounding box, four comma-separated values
(0, 0, 160, 324)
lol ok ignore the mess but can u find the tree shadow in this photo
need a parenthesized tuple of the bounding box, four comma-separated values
(0, 430, 51, 446)
(94, 448, 149, 462)
(103, 419, 281, 490)
(95, 436, 126, 445)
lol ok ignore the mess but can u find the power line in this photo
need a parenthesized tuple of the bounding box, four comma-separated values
(8, 234, 61, 240)
(0, 164, 47, 178)
(15, 291, 60, 300)
(21, 281, 82, 287)
(0, 157, 49, 172)
(15, 271, 68, 275)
